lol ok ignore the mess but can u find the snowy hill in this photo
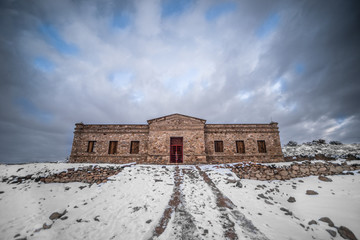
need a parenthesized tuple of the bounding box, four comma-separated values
(0, 161, 359, 240)
(282, 143, 360, 159)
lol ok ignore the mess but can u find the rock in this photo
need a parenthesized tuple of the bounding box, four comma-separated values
(319, 217, 334, 227)
(287, 197, 296, 203)
(292, 165, 299, 171)
(326, 229, 337, 237)
(318, 176, 332, 182)
(43, 223, 52, 229)
(338, 226, 357, 240)
(14, 234, 20, 238)
(308, 220, 317, 225)
(146, 219, 152, 224)
(226, 179, 237, 184)
(154, 179, 163, 182)
(306, 190, 318, 195)
(235, 181, 243, 188)
(79, 186, 87, 190)
(94, 216, 100, 222)
(0, 191, 4, 194)
(49, 210, 67, 220)
(264, 200, 274, 205)
(258, 194, 268, 199)
(280, 207, 292, 215)
(60, 216, 68, 220)
(279, 170, 288, 176)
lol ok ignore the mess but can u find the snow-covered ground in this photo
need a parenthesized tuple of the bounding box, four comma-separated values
(1, 161, 359, 240)
(282, 143, 360, 159)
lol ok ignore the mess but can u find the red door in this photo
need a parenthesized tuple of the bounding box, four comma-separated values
(170, 137, 183, 163)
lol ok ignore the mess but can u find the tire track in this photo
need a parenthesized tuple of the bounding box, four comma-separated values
(196, 166, 269, 240)
(149, 167, 199, 240)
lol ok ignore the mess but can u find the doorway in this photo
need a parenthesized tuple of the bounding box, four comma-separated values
(170, 137, 183, 163)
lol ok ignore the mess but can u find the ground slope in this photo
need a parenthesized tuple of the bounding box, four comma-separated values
(0, 162, 359, 240)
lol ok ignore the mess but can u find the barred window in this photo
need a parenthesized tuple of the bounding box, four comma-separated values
(214, 141, 224, 152)
(257, 140, 267, 153)
(108, 141, 118, 154)
(236, 140, 245, 153)
(130, 141, 140, 154)
(87, 141, 96, 153)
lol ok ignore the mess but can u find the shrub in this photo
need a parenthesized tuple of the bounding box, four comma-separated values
(286, 141, 298, 146)
(312, 139, 326, 144)
(329, 141, 343, 145)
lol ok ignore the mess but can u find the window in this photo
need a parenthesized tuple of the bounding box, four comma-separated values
(130, 141, 140, 154)
(87, 141, 96, 153)
(108, 141, 118, 154)
(214, 141, 224, 152)
(236, 140, 245, 153)
(257, 140, 267, 153)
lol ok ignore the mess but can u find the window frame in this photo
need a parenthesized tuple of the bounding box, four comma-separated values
(108, 141, 118, 154)
(130, 141, 140, 154)
(257, 140, 267, 153)
(214, 140, 224, 152)
(87, 141, 96, 153)
(236, 140, 245, 153)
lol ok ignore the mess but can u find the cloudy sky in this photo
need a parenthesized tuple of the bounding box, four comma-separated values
(0, 0, 359, 163)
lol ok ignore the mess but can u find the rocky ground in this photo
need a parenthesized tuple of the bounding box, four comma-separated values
(0, 161, 359, 240)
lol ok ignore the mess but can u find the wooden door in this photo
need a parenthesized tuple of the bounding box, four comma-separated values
(170, 137, 183, 163)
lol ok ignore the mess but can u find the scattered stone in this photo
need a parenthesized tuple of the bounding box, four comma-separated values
(14, 233, 20, 238)
(338, 226, 357, 240)
(257, 193, 268, 199)
(146, 219, 152, 224)
(319, 217, 334, 227)
(306, 190, 318, 195)
(94, 216, 100, 222)
(235, 181, 243, 188)
(298, 180, 304, 183)
(60, 216, 68, 220)
(0, 191, 4, 194)
(79, 186, 87, 190)
(287, 197, 296, 203)
(64, 187, 70, 191)
(264, 200, 274, 205)
(326, 229, 337, 237)
(154, 179, 163, 182)
(318, 176, 333, 182)
(76, 219, 82, 223)
(308, 220, 317, 225)
(132, 206, 141, 212)
(42, 223, 52, 229)
(49, 210, 67, 220)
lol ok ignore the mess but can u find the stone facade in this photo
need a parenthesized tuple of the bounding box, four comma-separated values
(69, 114, 284, 164)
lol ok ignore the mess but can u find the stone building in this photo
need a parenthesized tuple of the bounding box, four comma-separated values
(69, 113, 283, 164)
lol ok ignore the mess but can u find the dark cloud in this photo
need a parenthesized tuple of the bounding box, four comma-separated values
(1, 0, 359, 163)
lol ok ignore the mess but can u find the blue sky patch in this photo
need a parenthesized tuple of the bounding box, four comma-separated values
(38, 23, 78, 55)
(33, 57, 55, 72)
(109, 71, 133, 89)
(161, 0, 194, 18)
(256, 13, 280, 38)
(295, 63, 305, 74)
(16, 97, 53, 123)
(205, 1, 236, 21)
(112, 12, 131, 29)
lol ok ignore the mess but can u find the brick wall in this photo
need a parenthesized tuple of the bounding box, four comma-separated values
(204, 122, 283, 163)
(69, 114, 284, 164)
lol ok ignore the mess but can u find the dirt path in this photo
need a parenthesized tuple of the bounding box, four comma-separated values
(149, 166, 269, 240)
(196, 166, 269, 240)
